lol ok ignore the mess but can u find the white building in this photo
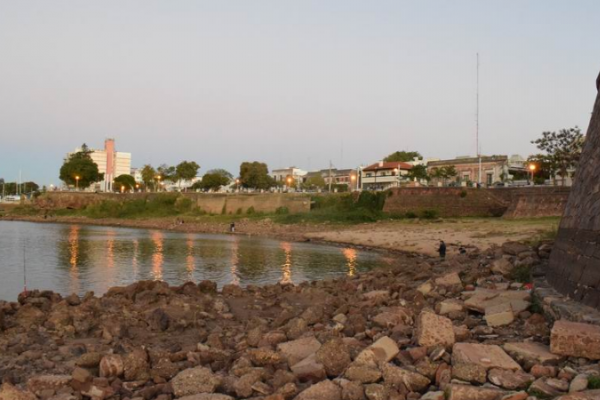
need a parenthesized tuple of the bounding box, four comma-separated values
(66, 139, 131, 192)
(360, 161, 412, 191)
(271, 167, 307, 189)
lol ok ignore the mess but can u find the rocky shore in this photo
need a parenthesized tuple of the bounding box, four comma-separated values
(1, 240, 600, 400)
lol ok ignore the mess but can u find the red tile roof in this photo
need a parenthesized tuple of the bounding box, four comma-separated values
(363, 162, 413, 171)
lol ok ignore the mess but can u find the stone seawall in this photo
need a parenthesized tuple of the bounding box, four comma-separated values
(548, 72, 600, 309)
(35, 192, 311, 215)
(383, 187, 569, 218)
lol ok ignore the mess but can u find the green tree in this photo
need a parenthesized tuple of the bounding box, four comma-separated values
(0, 181, 39, 195)
(157, 164, 177, 183)
(239, 162, 275, 190)
(175, 161, 201, 191)
(406, 165, 429, 182)
(444, 166, 458, 184)
(303, 174, 326, 190)
(140, 165, 157, 191)
(113, 174, 136, 192)
(59, 145, 104, 189)
(531, 127, 584, 186)
(194, 169, 232, 191)
(383, 151, 422, 163)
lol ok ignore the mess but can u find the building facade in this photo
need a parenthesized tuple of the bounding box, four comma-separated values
(360, 161, 412, 191)
(271, 167, 307, 189)
(67, 139, 132, 192)
(427, 155, 525, 187)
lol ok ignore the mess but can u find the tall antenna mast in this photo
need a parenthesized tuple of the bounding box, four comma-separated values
(477, 53, 482, 185)
(23, 245, 27, 293)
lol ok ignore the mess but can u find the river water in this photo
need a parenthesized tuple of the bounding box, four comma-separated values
(0, 221, 392, 301)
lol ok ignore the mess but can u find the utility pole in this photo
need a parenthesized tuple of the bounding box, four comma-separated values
(477, 53, 482, 186)
(328, 160, 333, 193)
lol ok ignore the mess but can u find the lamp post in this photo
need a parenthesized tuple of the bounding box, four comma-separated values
(529, 164, 536, 185)
(235, 179, 240, 192)
(286, 177, 292, 191)
(393, 168, 400, 187)
(156, 175, 162, 192)
(350, 174, 356, 191)
(75, 175, 80, 191)
(135, 184, 140, 192)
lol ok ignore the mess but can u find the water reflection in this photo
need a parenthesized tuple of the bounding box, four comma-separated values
(0, 221, 389, 301)
(343, 248, 357, 277)
(68, 225, 80, 294)
(151, 231, 164, 280)
(280, 242, 293, 284)
(186, 235, 195, 282)
(230, 236, 240, 285)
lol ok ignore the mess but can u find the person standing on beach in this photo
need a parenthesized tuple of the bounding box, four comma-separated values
(438, 240, 446, 259)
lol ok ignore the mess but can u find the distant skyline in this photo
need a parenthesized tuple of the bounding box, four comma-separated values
(1, 1, 599, 186)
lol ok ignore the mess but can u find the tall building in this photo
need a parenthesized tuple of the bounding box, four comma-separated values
(67, 139, 132, 192)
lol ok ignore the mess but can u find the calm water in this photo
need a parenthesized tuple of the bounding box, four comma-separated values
(0, 221, 391, 301)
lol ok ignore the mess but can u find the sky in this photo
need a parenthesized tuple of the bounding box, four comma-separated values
(1, 1, 599, 186)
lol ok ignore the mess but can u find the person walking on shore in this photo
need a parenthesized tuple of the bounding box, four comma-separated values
(438, 240, 446, 259)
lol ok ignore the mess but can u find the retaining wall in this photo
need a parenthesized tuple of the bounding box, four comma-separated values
(34, 192, 311, 215)
(383, 187, 569, 218)
(548, 72, 600, 309)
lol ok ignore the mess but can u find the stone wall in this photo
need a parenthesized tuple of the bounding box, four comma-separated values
(35, 192, 311, 215)
(548, 72, 600, 309)
(383, 187, 569, 218)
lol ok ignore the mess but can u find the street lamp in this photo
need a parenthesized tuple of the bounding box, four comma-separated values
(529, 164, 537, 184)
(235, 179, 240, 192)
(350, 174, 356, 191)
(156, 175, 162, 192)
(393, 168, 400, 187)
(75, 175, 80, 191)
(135, 184, 140, 192)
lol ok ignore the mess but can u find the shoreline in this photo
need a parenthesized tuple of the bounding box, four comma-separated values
(0, 214, 425, 258)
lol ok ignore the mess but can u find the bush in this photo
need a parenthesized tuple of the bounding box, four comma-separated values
(460, 190, 467, 198)
(511, 265, 532, 283)
(236, 208, 243, 215)
(275, 206, 289, 215)
(406, 211, 417, 219)
(420, 209, 439, 219)
(175, 197, 193, 212)
(246, 206, 256, 215)
(588, 376, 600, 389)
(221, 204, 227, 215)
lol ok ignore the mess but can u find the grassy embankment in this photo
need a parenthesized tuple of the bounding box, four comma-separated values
(7, 192, 441, 224)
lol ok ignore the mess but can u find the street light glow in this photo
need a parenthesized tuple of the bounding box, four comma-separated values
(529, 164, 536, 171)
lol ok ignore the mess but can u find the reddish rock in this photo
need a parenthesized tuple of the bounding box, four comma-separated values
(446, 384, 505, 400)
(316, 338, 352, 377)
(171, 367, 221, 397)
(277, 337, 322, 367)
(381, 363, 430, 392)
(415, 311, 455, 348)
(452, 343, 521, 384)
(556, 390, 600, 399)
(550, 320, 600, 360)
(294, 380, 341, 400)
(290, 353, 327, 383)
(99, 354, 124, 378)
(354, 336, 399, 368)
(26, 376, 72, 397)
(487, 368, 534, 390)
(503, 342, 563, 366)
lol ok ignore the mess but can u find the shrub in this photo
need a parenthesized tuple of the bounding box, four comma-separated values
(406, 211, 417, 219)
(420, 209, 439, 219)
(236, 208, 243, 215)
(221, 204, 227, 215)
(511, 265, 532, 283)
(460, 190, 467, 198)
(246, 206, 256, 215)
(588, 376, 600, 389)
(175, 197, 193, 212)
(275, 206, 289, 215)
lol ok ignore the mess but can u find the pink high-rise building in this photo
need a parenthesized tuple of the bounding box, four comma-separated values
(66, 139, 131, 191)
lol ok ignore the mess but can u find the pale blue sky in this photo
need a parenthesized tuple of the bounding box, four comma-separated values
(1, 1, 599, 186)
